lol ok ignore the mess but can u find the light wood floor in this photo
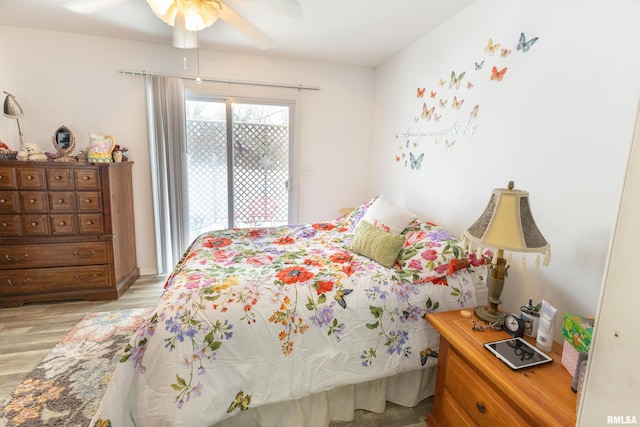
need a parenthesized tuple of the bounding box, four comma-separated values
(0, 275, 431, 426)
(0, 274, 168, 402)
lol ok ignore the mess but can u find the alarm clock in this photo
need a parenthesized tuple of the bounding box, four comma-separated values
(502, 313, 526, 338)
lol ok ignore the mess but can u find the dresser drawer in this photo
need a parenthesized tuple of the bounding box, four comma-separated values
(18, 168, 46, 189)
(47, 168, 73, 189)
(76, 191, 103, 212)
(75, 169, 101, 190)
(49, 192, 75, 212)
(0, 241, 110, 269)
(20, 191, 48, 212)
(78, 214, 104, 234)
(51, 214, 78, 234)
(0, 215, 21, 236)
(1, 264, 111, 296)
(0, 166, 17, 189)
(444, 349, 528, 426)
(0, 191, 19, 213)
(21, 214, 51, 235)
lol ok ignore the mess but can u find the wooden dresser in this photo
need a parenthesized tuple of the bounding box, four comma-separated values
(426, 309, 576, 426)
(0, 160, 139, 308)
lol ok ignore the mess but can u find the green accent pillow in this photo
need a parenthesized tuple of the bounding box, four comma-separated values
(350, 220, 406, 268)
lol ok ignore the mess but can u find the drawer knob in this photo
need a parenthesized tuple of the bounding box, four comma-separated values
(7, 278, 31, 286)
(29, 199, 36, 204)
(82, 176, 89, 181)
(85, 199, 91, 204)
(58, 199, 64, 204)
(1, 222, 7, 227)
(475, 402, 486, 414)
(86, 220, 93, 225)
(55, 175, 62, 180)
(0, 198, 5, 204)
(26, 175, 33, 181)
(58, 221, 66, 226)
(73, 250, 96, 258)
(4, 253, 29, 262)
(30, 222, 38, 226)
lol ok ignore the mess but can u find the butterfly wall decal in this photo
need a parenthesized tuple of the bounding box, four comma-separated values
(416, 87, 426, 98)
(422, 103, 435, 120)
(445, 140, 456, 150)
(439, 99, 448, 108)
(475, 60, 485, 70)
(452, 96, 464, 110)
(430, 91, 437, 98)
(517, 32, 539, 52)
(490, 66, 508, 81)
(467, 81, 474, 89)
(470, 104, 479, 118)
(434, 113, 441, 122)
(501, 48, 511, 57)
(410, 152, 424, 170)
(449, 70, 466, 90)
(439, 79, 446, 87)
(484, 38, 501, 55)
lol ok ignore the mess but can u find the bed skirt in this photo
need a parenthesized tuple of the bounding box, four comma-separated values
(215, 366, 437, 427)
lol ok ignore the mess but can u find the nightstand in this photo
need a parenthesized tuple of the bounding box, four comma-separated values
(426, 309, 576, 426)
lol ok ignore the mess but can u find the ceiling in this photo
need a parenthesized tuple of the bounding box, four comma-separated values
(0, 0, 475, 68)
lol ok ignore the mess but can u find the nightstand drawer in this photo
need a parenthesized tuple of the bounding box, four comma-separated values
(445, 349, 528, 426)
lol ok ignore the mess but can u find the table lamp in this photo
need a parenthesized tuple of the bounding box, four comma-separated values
(3, 91, 25, 151)
(462, 181, 550, 323)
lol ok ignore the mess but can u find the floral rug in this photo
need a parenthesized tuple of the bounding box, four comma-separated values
(0, 307, 152, 427)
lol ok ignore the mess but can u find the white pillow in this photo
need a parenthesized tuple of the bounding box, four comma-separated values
(360, 195, 416, 234)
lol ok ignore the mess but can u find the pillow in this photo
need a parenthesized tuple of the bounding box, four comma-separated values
(394, 221, 482, 283)
(360, 195, 416, 234)
(349, 220, 406, 268)
(340, 195, 379, 232)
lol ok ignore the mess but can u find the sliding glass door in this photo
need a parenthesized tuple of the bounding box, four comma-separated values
(185, 98, 292, 243)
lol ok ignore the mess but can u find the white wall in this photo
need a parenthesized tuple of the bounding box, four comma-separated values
(372, 0, 640, 342)
(0, 27, 375, 275)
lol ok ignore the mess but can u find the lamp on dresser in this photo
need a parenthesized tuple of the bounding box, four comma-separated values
(462, 181, 550, 323)
(3, 91, 26, 151)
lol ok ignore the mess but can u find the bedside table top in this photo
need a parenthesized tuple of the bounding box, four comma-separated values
(427, 309, 577, 426)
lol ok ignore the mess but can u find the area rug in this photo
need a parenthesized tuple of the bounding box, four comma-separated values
(0, 307, 152, 427)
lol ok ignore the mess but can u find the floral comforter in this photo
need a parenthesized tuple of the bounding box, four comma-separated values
(91, 216, 489, 426)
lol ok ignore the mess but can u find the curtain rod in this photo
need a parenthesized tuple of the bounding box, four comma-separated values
(117, 68, 320, 91)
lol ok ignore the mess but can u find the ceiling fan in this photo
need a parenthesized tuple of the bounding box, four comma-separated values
(63, 0, 301, 50)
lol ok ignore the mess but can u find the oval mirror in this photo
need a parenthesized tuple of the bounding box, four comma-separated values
(52, 125, 76, 162)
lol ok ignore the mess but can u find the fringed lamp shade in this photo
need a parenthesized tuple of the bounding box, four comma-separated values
(146, 0, 221, 31)
(462, 181, 550, 323)
(462, 181, 550, 268)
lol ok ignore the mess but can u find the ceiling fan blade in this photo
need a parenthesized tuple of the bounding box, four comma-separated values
(218, 1, 274, 50)
(264, 0, 302, 18)
(63, 0, 128, 14)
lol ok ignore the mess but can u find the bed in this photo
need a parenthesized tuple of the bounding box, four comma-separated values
(91, 196, 490, 427)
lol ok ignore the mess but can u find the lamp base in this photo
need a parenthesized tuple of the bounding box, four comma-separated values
(474, 305, 508, 324)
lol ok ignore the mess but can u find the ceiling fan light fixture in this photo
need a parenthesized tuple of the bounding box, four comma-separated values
(146, 0, 177, 25)
(148, 0, 220, 31)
